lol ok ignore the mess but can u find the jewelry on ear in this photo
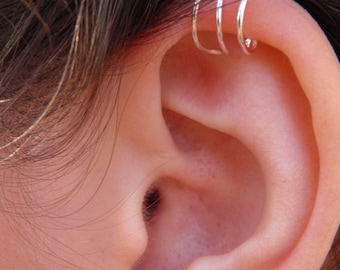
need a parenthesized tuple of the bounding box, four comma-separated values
(192, 0, 229, 55)
(192, 0, 257, 55)
(236, 0, 257, 54)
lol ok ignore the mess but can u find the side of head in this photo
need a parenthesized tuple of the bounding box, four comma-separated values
(0, 0, 339, 269)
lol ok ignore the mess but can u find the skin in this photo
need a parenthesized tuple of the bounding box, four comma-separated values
(0, 0, 339, 269)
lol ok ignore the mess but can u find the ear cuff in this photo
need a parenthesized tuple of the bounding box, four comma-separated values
(192, 0, 257, 55)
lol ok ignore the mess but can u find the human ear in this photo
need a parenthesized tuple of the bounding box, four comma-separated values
(119, 0, 340, 269)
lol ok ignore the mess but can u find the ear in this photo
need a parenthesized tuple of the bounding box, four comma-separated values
(120, 0, 340, 269)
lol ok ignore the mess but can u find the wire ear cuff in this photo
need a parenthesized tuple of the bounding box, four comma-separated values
(236, 0, 257, 54)
(192, 0, 229, 55)
(192, 0, 257, 55)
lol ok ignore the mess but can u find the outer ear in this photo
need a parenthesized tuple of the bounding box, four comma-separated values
(180, 1, 339, 269)
(128, 0, 340, 269)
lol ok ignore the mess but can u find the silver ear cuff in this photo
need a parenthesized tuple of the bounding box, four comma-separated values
(192, 0, 257, 55)
(236, 0, 257, 54)
(192, 0, 229, 55)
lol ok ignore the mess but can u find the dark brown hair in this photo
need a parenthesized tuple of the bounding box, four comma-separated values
(0, 0, 339, 268)
(0, 0, 190, 164)
(0, 0, 339, 161)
